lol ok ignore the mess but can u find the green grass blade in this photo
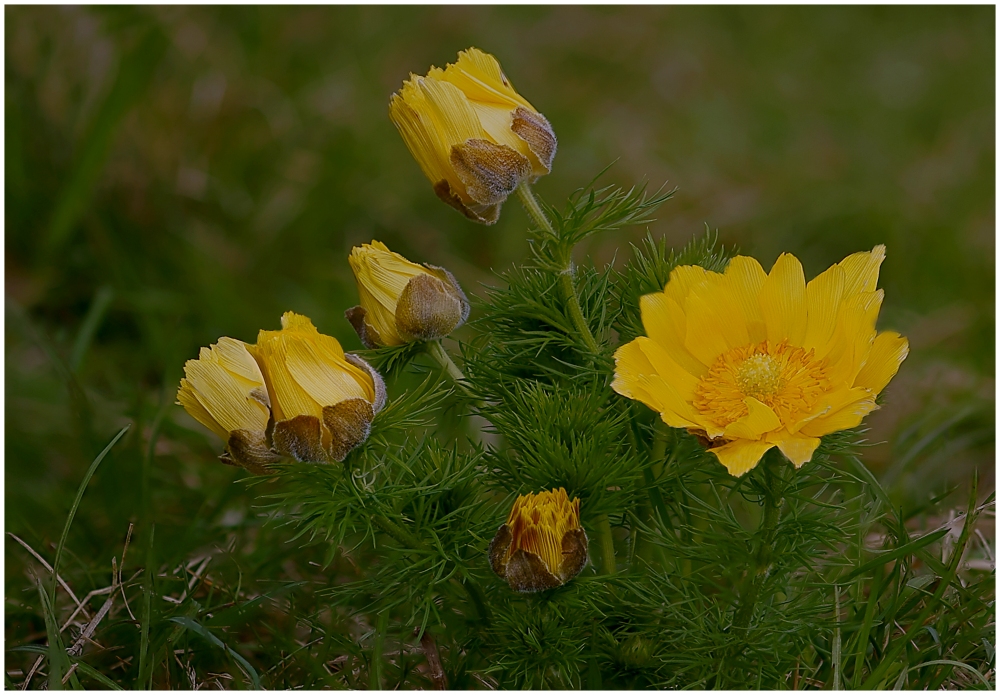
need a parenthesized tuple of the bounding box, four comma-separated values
(845, 455, 892, 509)
(863, 472, 980, 689)
(841, 527, 949, 581)
(136, 525, 154, 690)
(168, 617, 261, 689)
(851, 568, 886, 688)
(70, 660, 124, 690)
(52, 425, 131, 593)
(907, 659, 992, 689)
(69, 285, 114, 373)
(10, 646, 123, 690)
(370, 610, 389, 690)
(891, 663, 908, 689)
(37, 577, 71, 690)
(832, 585, 841, 690)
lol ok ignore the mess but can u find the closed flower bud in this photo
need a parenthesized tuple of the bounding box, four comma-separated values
(249, 312, 386, 463)
(389, 47, 557, 225)
(346, 240, 470, 348)
(489, 488, 588, 593)
(176, 337, 281, 474)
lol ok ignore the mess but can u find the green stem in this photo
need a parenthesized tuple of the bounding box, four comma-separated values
(732, 452, 785, 632)
(370, 610, 389, 689)
(425, 339, 475, 398)
(454, 575, 491, 625)
(515, 181, 554, 235)
(595, 515, 616, 575)
(372, 513, 421, 550)
(516, 182, 601, 355)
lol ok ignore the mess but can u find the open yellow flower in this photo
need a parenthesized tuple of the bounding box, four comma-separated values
(389, 47, 557, 225)
(249, 312, 386, 463)
(176, 337, 280, 473)
(613, 246, 909, 477)
(346, 240, 470, 347)
(488, 488, 588, 592)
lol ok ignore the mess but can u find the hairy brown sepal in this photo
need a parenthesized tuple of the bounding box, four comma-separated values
(511, 106, 557, 175)
(273, 415, 329, 463)
(433, 179, 501, 225)
(488, 523, 589, 593)
(221, 429, 282, 475)
(345, 306, 381, 349)
(344, 353, 387, 415)
(395, 273, 468, 342)
(322, 398, 375, 462)
(450, 139, 531, 207)
(559, 527, 590, 582)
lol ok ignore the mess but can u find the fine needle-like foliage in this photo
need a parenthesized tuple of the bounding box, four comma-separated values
(251, 177, 993, 689)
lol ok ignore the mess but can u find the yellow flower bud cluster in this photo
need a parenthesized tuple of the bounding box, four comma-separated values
(177, 312, 385, 472)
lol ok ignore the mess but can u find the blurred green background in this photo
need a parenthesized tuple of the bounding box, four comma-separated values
(6, 5, 994, 686)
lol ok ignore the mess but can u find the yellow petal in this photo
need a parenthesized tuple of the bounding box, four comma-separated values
(212, 337, 271, 384)
(611, 340, 656, 402)
(437, 47, 534, 110)
(639, 292, 707, 378)
(183, 358, 269, 435)
(825, 290, 883, 387)
(802, 264, 846, 355)
(285, 333, 372, 407)
(250, 335, 320, 421)
(759, 252, 807, 345)
(710, 439, 775, 477)
(635, 336, 699, 400)
(177, 379, 227, 440)
(252, 312, 372, 421)
(724, 397, 781, 439)
(683, 272, 750, 367)
(663, 264, 710, 307)
(854, 331, 909, 394)
(389, 79, 454, 190)
(838, 245, 885, 297)
(772, 434, 822, 467)
(798, 388, 878, 438)
(723, 256, 768, 343)
(612, 340, 701, 429)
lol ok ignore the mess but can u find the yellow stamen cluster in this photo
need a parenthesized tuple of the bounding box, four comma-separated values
(694, 340, 829, 429)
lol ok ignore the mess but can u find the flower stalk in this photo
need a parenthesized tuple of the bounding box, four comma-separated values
(732, 450, 786, 632)
(425, 339, 477, 402)
(595, 514, 617, 575)
(516, 182, 601, 356)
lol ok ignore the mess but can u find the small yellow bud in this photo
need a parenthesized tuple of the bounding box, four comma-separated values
(176, 337, 280, 474)
(249, 312, 386, 463)
(390, 47, 557, 225)
(346, 240, 470, 348)
(489, 488, 589, 592)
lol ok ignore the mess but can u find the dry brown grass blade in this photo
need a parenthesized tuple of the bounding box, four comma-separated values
(8, 533, 89, 620)
(418, 630, 448, 690)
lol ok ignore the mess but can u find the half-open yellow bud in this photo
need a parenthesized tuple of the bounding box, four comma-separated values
(346, 240, 470, 348)
(249, 312, 386, 463)
(489, 488, 588, 592)
(176, 337, 280, 473)
(389, 47, 557, 225)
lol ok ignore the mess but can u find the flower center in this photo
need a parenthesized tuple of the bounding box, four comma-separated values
(735, 353, 783, 401)
(693, 340, 829, 430)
